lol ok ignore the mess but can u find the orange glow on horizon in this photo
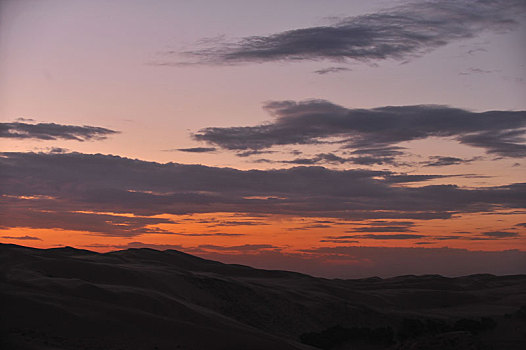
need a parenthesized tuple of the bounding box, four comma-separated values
(2, 210, 524, 255)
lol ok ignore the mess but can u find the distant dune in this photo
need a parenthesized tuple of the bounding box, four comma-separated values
(1, 243, 525, 349)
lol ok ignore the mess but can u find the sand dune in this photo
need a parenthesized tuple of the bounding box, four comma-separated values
(1, 243, 525, 349)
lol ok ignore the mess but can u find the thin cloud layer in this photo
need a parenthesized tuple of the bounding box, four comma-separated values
(197, 244, 279, 252)
(481, 231, 519, 238)
(172, 147, 217, 153)
(193, 100, 526, 157)
(422, 156, 479, 167)
(347, 226, 416, 233)
(313, 67, 351, 75)
(1, 151, 525, 235)
(182, 0, 525, 64)
(0, 122, 118, 141)
(280, 152, 398, 166)
(0, 209, 175, 237)
(1, 235, 41, 241)
(342, 234, 425, 240)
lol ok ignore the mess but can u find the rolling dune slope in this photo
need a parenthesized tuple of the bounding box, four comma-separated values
(1, 243, 525, 350)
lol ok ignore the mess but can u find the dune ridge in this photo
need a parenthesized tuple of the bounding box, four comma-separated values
(1, 243, 525, 349)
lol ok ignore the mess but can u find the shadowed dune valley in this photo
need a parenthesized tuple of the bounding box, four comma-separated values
(1, 243, 525, 350)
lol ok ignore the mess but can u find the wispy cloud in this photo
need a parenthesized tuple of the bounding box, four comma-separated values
(193, 100, 526, 157)
(180, 0, 525, 65)
(346, 226, 416, 233)
(1, 235, 41, 241)
(422, 156, 480, 167)
(166, 147, 217, 153)
(319, 239, 359, 244)
(197, 244, 280, 252)
(313, 67, 351, 75)
(0, 210, 175, 237)
(327, 234, 424, 240)
(0, 122, 118, 141)
(459, 67, 496, 76)
(481, 231, 519, 238)
(279, 152, 399, 166)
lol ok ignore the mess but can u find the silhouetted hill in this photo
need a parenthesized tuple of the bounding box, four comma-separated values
(1, 243, 525, 349)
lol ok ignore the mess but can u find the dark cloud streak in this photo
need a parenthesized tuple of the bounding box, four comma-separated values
(170, 147, 217, 153)
(345, 226, 415, 233)
(481, 231, 519, 238)
(0, 122, 118, 141)
(193, 100, 526, 157)
(422, 156, 479, 167)
(1, 235, 41, 241)
(313, 67, 351, 75)
(181, 0, 525, 65)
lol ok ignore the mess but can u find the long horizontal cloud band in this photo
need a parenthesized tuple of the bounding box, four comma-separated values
(1, 152, 525, 235)
(181, 0, 525, 64)
(0, 122, 118, 141)
(193, 101, 526, 157)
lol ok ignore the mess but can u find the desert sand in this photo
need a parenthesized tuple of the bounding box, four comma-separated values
(1, 243, 525, 349)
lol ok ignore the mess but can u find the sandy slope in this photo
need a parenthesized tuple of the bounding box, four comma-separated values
(1, 243, 525, 350)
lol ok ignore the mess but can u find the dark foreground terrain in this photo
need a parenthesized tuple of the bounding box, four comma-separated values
(1, 244, 525, 350)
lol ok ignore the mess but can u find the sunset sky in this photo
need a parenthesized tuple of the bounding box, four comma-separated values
(1, 0, 525, 277)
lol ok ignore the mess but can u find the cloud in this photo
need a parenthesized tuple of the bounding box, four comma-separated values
(236, 150, 276, 157)
(0, 200, 248, 237)
(341, 155, 397, 166)
(353, 234, 425, 239)
(193, 100, 526, 157)
(197, 244, 280, 252)
(481, 231, 519, 238)
(287, 223, 333, 230)
(422, 156, 479, 167)
(0, 122, 118, 141)
(1, 235, 41, 241)
(431, 232, 520, 240)
(319, 239, 359, 244)
(432, 235, 466, 240)
(348, 146, 405, 157)
(169, 147, 217, 153)
(459, 129, 526, 157)
(280, 152, 399, 166)
(1, 152, 525, 235)
(459, 67, 495, 76)
(0, 209, 176, 237)
(208, 220, 269, 227)
(15, 117, 35, 122)
(345, 226, 415, 233)
(313, 67, 351, 75)
(357, 220, 415, 227)
(171, 232, 245, 237)
(384, 174, 453, 183)
(282, 153, 346, 165)
(181, 0, 525, 65)
(328, 234, 424, 240)
(48, 147, 69, 154)
(304, 224, 332, 229)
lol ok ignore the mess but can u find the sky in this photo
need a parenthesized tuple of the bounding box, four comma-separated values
(1, 0, 525, 277)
